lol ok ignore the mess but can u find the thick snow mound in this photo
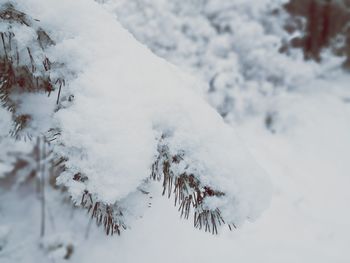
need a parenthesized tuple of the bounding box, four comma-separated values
(14, 0, 271, 226)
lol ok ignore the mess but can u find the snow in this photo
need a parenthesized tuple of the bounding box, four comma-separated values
(1, 0, 350, 262)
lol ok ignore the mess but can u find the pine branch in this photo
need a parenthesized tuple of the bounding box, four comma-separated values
(1, 3, 237, 237)
(80, 191, 127, 236)
(151, 138, 236, 234)
(0, 3, 63, 138)
(52, 134, 237, 236)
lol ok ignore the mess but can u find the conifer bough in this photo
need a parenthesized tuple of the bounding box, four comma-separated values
(0, 0, 271, 237)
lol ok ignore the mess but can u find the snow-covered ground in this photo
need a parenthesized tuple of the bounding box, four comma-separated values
(1, 72, 349, 263)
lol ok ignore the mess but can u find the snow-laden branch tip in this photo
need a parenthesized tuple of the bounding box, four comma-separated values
(1, 0, 272, 234)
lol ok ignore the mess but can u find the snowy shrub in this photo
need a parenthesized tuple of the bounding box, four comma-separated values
(100, 0, 343, 124)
